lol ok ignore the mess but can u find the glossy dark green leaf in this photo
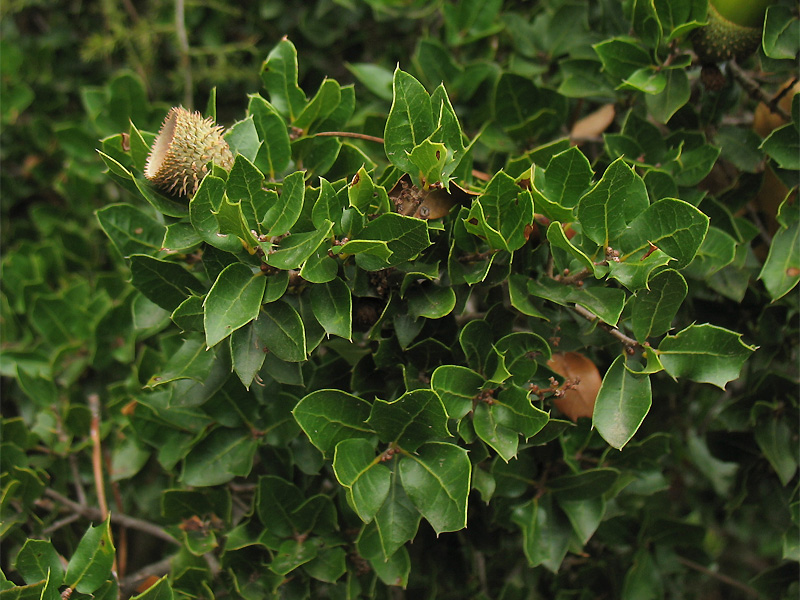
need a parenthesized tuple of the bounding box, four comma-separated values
(96, 204, 165, 257)
(130, 254, 205, 312)
(350, 212, 431, 270)
(182, 427, 257, 486)
(263, 170, 305, 236)
(511, 494, 571, 571)
(406, 283, 456, 319)
(225, 116, 260, 163)
(14, 540, 63, 586)
(593, 355, 652, 449)
(129, 576, 173, 600)
(266, 222, 334, 270)
(310, 277, 352, 339)
(367, 390, 449, 452)
(146, 335, 216, 387)
(64, 517, 115, 594)
(253, 300, 306, 362)
(527, 277, 626, 326)
(755, 416, 798, 486)
(577, 158, 648, 247)
(630, 269, 687, 342)
(558, 496, 605, 545)
(270, 539, 318, 576)
(617, 198, 709, 269)
(398, 441, 470, 534)
(260, 39, 306, 122)
(762, 5, 800, 60)
(430, 365, 484, 420)
(203, 263, 266, 347)
(384, 69, 433, 174)
(189, 175, 243, 253)
(364, 464, 422, 560)
(657, 324, 756, 389)
(230, 320, 268, 389)
(248, 95, 292, 179)
(544, 147, 593, 210)
(593, 37, 651, 79)
(548, 468, 619, 500)
(332, 438, 391, 523)
(645, 68, 690, 124)
(761, 123, 800, 171)
(464, 171, 533, 251)
(293, 389, 374, 457)
(759, 196, 800, 300)
(294, 78, 341, 133)
(607, 248, 672, 291)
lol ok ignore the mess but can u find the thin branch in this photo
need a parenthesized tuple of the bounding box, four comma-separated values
(175, 0, 193, 109)
(42, 513, 81, 535)
(676, 556, 763, 598)
(572, 304, 639, 349)
(42, 489, 179, 546)
(747, 202, 774, 247)
(314, 131, 385, 144)
(728, 61, 791, 121)
(88, 394, 109, 520)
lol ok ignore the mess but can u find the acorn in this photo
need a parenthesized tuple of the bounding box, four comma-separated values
(691, 0, 773, 64)
(144, 106, 234, 197)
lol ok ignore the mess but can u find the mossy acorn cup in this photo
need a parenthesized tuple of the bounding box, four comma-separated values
(691, 0, 774, 63)
(144, 106, 234, 197)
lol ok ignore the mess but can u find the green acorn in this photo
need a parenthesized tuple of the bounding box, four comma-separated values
(145, 106, 234, 197)
(691, 0, 773, 63)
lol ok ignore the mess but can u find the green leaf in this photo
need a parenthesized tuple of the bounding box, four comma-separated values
(546, 222, 596, 274)
(673, 144, 720, 186)
(544, 147, 593, 210)
(593, 355, 652, 450)
(384, 68, 433, 174)
(347, 165, 375, 214)
(430, 365, 484, 420)
(270, 539, 318, 576)
(293, 389, 374, 457)
(130, 254, 205, 312)
(558, 496, 605, 545)
(256, 475, 303, 537)
(761, 123, 800, 170)
(204, 263, 266, 347)
(367, 465, 422, 559)
(630, 269, 687, 342)
(189, 175, 243, 253)
(310, 277, 352, 339)
(293, 78, 341, 133)
(511, 494, 571, 571)
(230, 320, 268, 389)
(399, 442, 470, 534)
(346, 62, 394, 101)
(332, 438, 391, 523)
(508, 274, 547, 319)
(96, 204, 165, 257)
(367, 390, 449, 452)
(645, 68, 690, 124)
(248, 95, 292, 179)
(263, 170, 305, 236)
(622, 549, 663, 600)
(225, 116, 260, 163)
(759, 196, 800, 300)
(408, 139, 449, 187)
(253, 300, 307, 362)
(607, 249, 672, 291)
(657, 324, 756, 389)
(577, 157, 648, 247)
(182, 427, 257, 486)
(146, 335, 216, 387)
(754, 416, 798, 486)
(527, 277, 626, 326)
(406, 283, 457, 319)
(260, 38, 306, 122)
(593, 37, 651, 79)
(474, 385, 548, 461)
(617, 198, 710, 269)
(762, 5, 800, 60)
(64, 516, 115, 594)
(14, 540, 63, 586)
(266, 222, 334, 270)
(548, 468, 619, 501)
(465, 171, 533, 251)
(350, 212, 431, 270)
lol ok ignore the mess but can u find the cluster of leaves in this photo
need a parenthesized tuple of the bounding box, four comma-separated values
(2, 1, 798, 599)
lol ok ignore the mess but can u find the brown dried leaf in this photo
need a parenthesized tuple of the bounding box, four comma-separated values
(547, 352, 602, 422)
(570, 103, 615, 142)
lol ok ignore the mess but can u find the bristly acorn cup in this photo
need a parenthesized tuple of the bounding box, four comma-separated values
(144, 106, 234, 197)
(691, 0, 774, 64)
